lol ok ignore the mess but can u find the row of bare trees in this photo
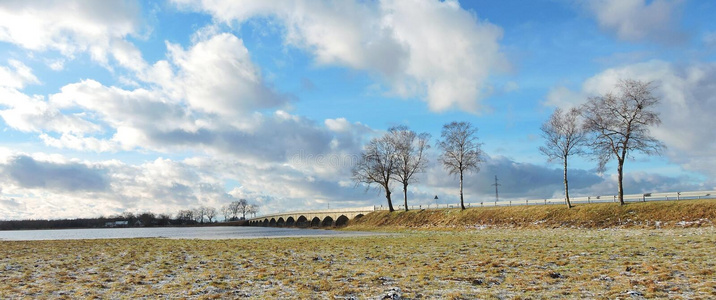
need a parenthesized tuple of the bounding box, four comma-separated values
(540, 79, 665, 208)
(221, 199, 259, 221)
(352, 122, 484, 212)
(352, 126, 432, 212)
(175, 199, 260, 224)
(354, 79, 665, 211)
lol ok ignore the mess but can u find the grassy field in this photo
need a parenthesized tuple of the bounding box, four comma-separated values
(1, 227, 714, 299)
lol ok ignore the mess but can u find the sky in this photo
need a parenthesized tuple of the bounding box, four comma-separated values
(0, 0, 715, 220)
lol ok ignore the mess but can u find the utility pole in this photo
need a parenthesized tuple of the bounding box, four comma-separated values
(492, 175, 500, 204)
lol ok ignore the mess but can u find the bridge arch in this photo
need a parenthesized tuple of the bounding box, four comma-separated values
(269, 218, 277, 227)
(335, 215, 349, 227)
(310, 217, 321, 227)
(286, 217, 295, 227)
(322, 216, 334, 227)
(263, 219, 269, 226)
(297, 216, 308, 227)
(277, 217, 286, 227)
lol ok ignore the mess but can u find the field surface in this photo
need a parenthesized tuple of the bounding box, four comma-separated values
(1, 227, 714, 299)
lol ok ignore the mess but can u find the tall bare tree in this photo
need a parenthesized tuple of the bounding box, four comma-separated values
(437, 121, 483, 210)
(205, 206, 217, 223)
(247, 204, 259, 218)
(221, 204, 232, 222)
(352, 133, 398, 212)
(193, 207, 205, 224)
(389, 125, 430, 211)
(539, 107, 587, 208)
(229, 199, 251, 219)
(581, 79, 665, 205)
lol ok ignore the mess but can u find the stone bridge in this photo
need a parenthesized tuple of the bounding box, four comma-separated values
(247, 206, 376, 227)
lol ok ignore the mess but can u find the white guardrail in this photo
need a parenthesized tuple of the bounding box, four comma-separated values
(373, 190, 716, 211)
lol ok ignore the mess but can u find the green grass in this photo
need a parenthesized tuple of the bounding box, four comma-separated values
(347, 199, 716, 230)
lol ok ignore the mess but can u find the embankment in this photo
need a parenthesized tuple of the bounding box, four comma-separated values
(347, 199, 716, 229)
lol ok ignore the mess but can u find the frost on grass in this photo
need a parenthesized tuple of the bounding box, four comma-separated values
(0, 228, 714, 298)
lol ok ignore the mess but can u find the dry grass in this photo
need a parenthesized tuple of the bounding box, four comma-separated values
(348, 199, 716, 230)
(1, 227, 715, 299)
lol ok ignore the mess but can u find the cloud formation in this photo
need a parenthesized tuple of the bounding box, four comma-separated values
(173, 0, 507, 113)
(0, 155, 109, 192)
(0, 0, 145, 69)
(165, 33, 289, 116)
(584, 0, 685, 44)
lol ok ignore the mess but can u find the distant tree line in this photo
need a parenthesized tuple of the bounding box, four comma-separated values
(353, 79, 665, 211)
(0, 200, 260, 230)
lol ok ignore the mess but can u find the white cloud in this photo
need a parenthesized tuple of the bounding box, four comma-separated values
(39, 133, 118, 153)
(0, 89, 100, 134)
(172, 0, 507, 113)
(0, 0, 145, 69)
(0, 60, 39, 89)
(545, 60, 716, 181)
(585, 0, 685, 43)
(165, 33, 288, 116)
(51, 79, 195, 132)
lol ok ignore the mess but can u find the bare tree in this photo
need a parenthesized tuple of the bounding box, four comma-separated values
(539, 107, 587, 208)
(437, 121, 483, 210)
(581, 79, 665, 205)
(247, 204, 259, 218)
(389, 125, 430, 211)
(193, 207, 205, 224)
(205, 206, 217, 223)
(352, 133, 398, 212)
(238, 199, 251, 219)
(221, 205, 232, 222)
(228, 200, 240, 219)
(176, 209, 194, 224)
(227, 199, 251, 219)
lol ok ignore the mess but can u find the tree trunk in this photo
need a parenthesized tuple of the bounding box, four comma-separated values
(617, 159, 625, 205)
(459, 171, 465, 210)
(564, 156, 572, 208)
(386, 189, 395, 212)
(403, 183, 409, 212)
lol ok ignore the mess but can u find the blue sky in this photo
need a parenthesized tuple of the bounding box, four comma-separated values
(0, 0, 715, 220)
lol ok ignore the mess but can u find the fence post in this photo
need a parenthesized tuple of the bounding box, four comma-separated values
(544, 199, 547, 205)
(677, 192, 680, 200)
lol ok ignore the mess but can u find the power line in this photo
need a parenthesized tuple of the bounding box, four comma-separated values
(492, 175, 501, 203)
